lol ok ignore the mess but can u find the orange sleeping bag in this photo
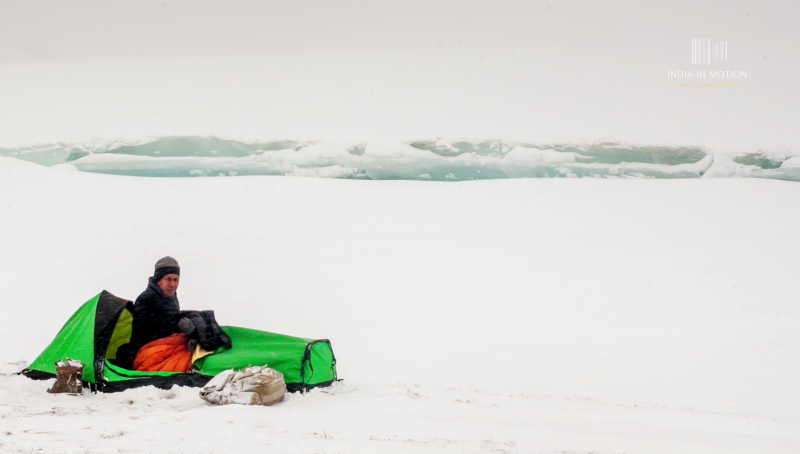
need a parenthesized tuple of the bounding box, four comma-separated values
(132, 333, 192, 373)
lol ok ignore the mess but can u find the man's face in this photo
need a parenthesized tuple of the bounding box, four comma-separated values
(157, 274, 180, 297)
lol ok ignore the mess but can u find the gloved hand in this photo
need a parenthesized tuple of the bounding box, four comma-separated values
(177, 317, 197, 336)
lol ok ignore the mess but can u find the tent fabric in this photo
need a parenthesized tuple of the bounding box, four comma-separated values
(193, 327, 337, 391)
(132, 333, 192, 373)
(25, 291, 129, 383)
(25, 293, 99, 382)
(22, 291, 337, 393)
(105, 308, 133, 361)
(93, 292, 132, 375)
(102, 360, 211, 392)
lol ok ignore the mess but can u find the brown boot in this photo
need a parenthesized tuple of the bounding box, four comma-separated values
(47, 360, 84, 395)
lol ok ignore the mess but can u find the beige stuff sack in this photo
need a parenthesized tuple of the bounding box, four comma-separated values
(200, 365, 286, 406)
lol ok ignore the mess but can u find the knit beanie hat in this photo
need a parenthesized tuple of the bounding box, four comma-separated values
(154, 256, 180, 282)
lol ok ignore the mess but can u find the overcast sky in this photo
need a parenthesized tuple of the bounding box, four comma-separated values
(1, 1, 796, 61)
(0, 0, 797, 147)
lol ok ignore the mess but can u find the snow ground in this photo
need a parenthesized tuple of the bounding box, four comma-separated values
(1, 156, 799, 453)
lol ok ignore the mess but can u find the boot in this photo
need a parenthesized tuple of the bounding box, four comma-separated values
(47, 359, 84, 395)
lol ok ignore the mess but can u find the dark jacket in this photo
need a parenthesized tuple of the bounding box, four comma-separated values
(129, 277, 182, 355)
(112, 278, 231, 370)
(178, 311, 232, 352)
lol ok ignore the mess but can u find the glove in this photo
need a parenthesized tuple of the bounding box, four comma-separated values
(177, 317, 197, 336)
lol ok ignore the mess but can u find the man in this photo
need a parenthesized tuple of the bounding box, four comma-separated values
(115, 256, 231, 372)
(128, 256, 184, 362)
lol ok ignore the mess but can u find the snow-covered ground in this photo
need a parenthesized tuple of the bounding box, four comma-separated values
(1, 156, 799, 453)
(2, 1, 798, 452)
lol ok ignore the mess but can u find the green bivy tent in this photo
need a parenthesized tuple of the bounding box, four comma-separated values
(22, 291, 337, 393)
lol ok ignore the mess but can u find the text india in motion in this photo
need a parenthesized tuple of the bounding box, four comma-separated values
(667, 70, 748, 78)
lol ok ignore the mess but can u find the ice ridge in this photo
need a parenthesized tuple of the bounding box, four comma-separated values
(1, 137, 797, 182)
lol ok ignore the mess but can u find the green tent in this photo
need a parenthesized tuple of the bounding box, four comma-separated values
(22, 291, 337, 393)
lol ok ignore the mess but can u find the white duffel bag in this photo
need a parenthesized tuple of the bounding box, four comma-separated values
(200, 365, 286, 406)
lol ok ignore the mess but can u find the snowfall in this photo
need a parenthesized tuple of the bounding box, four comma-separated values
(1, 155, 799, 453)
(2, 1, 800, 452)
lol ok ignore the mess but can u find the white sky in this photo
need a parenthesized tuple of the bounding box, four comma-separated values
(0, 0, 797, 147)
